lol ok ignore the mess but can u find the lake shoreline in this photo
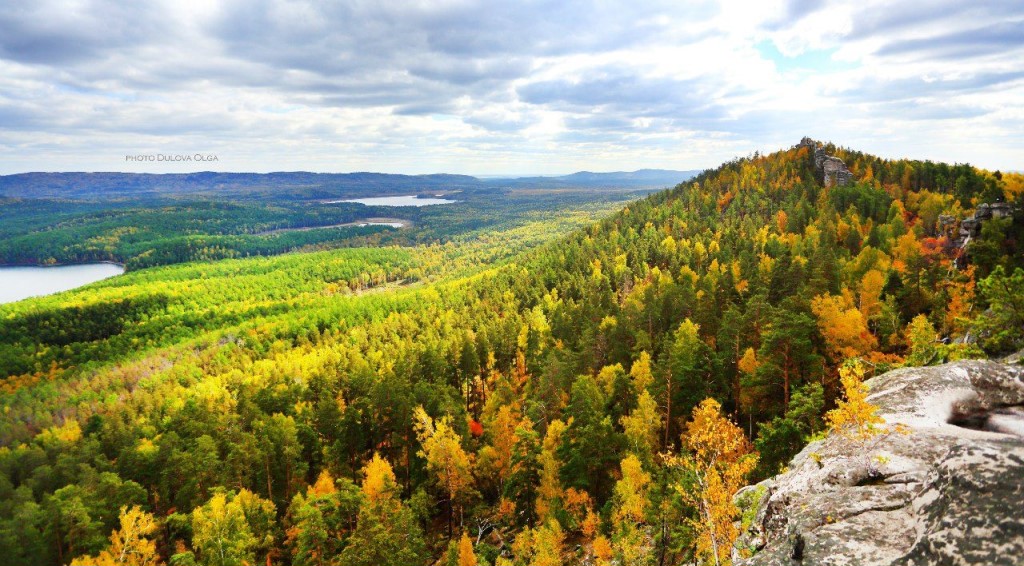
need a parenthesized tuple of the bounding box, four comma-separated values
(0, 260, 126, 269)
(322, 195, 457, 206)
(0, 262, 128, 304)
(254, 218, 411, 235)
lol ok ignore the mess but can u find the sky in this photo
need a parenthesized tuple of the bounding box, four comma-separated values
(0, 0, 1022, 175)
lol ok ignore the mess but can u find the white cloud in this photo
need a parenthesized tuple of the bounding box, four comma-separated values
(0, 0, 1021, 175)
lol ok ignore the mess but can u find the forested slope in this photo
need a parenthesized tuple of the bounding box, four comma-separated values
(1, 140, 1021, 566)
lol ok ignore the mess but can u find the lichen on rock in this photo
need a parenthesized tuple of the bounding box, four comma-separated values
(734, 360, 1024, 565)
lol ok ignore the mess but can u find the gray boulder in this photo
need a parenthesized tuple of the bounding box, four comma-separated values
(735, 360, 1024, 566)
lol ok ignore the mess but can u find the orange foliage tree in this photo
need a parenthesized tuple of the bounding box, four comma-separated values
(810, 293, 878, 362)
(672, 399, 757, 566)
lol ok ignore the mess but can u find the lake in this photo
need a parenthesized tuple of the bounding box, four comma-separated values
(356, 221, 407, 228)
(325, 195, 456, 206)
(0, 263, 125, 304)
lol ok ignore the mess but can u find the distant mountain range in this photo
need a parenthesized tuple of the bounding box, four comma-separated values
(0, 169, 701, 200)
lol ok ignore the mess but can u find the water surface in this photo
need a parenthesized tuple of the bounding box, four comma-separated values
(0, 263, 125, 304)
(326, 195, 456, 207)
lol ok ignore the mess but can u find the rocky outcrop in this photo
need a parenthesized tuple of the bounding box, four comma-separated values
(735, 360, 1024, 566)
(940, 202, 1016, 266)
(821, 155, 854, 187)
(957, 202, 1014, 240)
(798, 137, 854, 187)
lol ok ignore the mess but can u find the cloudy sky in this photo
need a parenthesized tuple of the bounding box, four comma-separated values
(1, 0, 1021, 175)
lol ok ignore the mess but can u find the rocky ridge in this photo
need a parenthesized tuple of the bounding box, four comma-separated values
(798, 137, 854, 187)
(735, 360, 1024, 566)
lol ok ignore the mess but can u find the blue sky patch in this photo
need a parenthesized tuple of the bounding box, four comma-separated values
(755, 40, 858, 74)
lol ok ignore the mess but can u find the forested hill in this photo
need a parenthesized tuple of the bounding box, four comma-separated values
(1, 140, 1022, 566)
(0, 172, 481, 199)
(0, 169, 698, 200)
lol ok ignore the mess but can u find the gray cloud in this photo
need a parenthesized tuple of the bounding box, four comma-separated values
(0, 1, 170, 65)
(0, 102, 50, 131)
(836, 70, 1024, 104)
(868, 101, 992, 121)
(877, 20, 1024, 60)
(762, 0, 827, 30)
(518, 69, 729, 122)
(848, 0, 1024, 39)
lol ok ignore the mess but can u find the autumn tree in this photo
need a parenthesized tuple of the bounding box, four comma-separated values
(534, 419, 566, 523)
(858, 269, 886, 321)
(611, 455, 652, 566)
(737, 347, 758, 378)
(621, 387, 661, 465)
(457, 531, 478, 566)
(905, 314, 940, 366)
(70, 506, 162, 566)
(414, 407, 475, 535)
(672, 399, 757, 566)
(191, 492, 257, 566)
(476, 404, 520, 497)
(509, 519, 564, 566)
(825, 359, 884, 441)
(810, 293, 878, 362)
(629, 351, 655, 392)
(286, 470, 361, 566)
(339, 453, 426, 566)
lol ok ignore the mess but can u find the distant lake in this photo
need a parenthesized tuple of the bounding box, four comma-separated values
(0, 263, 125, 304)
(326, 195, 456, 207)
(356, 221, 406, 228)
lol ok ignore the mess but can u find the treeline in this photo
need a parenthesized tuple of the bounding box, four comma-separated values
(0, 142, 1021, 566)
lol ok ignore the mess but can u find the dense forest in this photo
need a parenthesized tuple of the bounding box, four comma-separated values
(1, 140, 1022, 566)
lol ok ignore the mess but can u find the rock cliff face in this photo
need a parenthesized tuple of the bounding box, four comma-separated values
(938, 202, 1016, 266)
(798, 137, 854, 187)
(735, 360, 1024, 566)
(953, 202, 1014, 241)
